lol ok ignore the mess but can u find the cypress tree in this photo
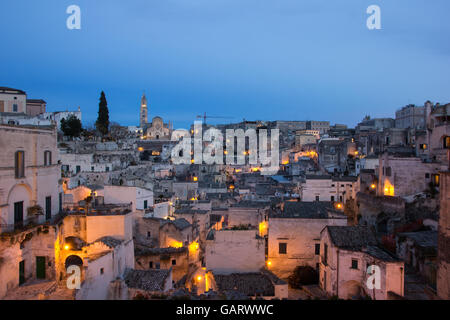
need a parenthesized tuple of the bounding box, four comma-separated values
(95, 91, 109, 135)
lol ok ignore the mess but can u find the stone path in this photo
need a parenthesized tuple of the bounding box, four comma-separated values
(3, 280, 75, 300)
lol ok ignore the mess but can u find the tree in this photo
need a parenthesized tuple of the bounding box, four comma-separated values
(60, 115, 82, 138)
(95, 91, 109, 135)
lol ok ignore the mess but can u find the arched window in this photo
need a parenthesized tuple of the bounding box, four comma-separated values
(44, 151, 52, 166)
(15, 151, 25, 178)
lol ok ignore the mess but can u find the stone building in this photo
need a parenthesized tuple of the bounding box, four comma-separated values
(0, 124, 62, 232)
(26, 99, 46, 117)
(320, 226, 404, 300)
(301, 175, 357, 203)
(145, 116, 172, 140)
(317, 139, 350, 173)
(0, 87, 27, 114)
(267, 202, 347, 279)
(376, 151, 444, 197)
(135, 247, 189, 282)
(205, 229, 265, 274)
(437, 172, 450, 299)
(395, 104, 425, 129)
(206, 271, 288, 300)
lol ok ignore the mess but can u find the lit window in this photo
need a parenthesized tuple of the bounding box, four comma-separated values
(444, 136, 450, 149)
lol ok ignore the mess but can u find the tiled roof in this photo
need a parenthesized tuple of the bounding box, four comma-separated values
(135, 247, 187, 256)
(160, 218, 192, 230)
(124, 269, 170, 291)
(95, 236, 124, 248)
(363, 246, 400, 262)
(272, 201, 340, 219)
(327, 226, 377, 250)
(213, 272, 277, 297)
(397, 230, 437, 249)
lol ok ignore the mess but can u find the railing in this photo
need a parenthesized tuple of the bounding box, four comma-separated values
(0, 216, 39, 234)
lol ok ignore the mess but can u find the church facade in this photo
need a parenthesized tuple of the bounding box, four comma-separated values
(139, 93, 172, 140)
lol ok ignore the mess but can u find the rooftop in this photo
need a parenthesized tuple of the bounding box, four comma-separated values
(271, 201, 343, 219)
(397, 230, 438, 249)
(213, 271, 285, 297)
(124, 269, 171, 292)
(326, 226, 378, 251)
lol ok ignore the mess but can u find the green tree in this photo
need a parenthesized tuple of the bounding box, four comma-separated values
(60, 115, 82, 138)
(95, 91, 109, 135)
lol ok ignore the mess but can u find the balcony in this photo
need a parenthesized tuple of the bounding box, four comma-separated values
(0, 216, 39, 235)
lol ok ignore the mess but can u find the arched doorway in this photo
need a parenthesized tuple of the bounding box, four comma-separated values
(65, 255, 83, 270)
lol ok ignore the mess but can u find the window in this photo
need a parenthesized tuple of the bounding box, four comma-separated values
(106, 167, 110, 172)
(420, 144, 427, 150)
(432, 174, 440, 187)
(425, 173, 430, 179)
(91, 166, 94, 172)
(13, 104, 18, 112)
(172, 259, 176, 266)
(15, 151, 25, 178)
(147, 231, 151, 239)
(330, 196, 335, 202)
(351, 259, 358, 269)
(44, 151, 52, 166)
(315, 243, 320, 255)
(149, 262, 153, 269)
(279, 243, 287, 254)
(385, 167, 392, 177)
(156, 262, 160, 270)
(323, 244, 328, 265)
(315, 196, 320, 201)
(100, 268, 104, 275)
(144, 200, 148, 209)
(443, 136, 450, 149)
(45, 196, 51, 221)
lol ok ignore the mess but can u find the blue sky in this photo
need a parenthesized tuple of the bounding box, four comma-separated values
(1, 0, 449, 129)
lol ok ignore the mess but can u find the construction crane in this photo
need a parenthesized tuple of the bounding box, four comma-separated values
(196, 112, 234, 125)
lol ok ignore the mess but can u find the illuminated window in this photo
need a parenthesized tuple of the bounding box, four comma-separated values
(15, 151, 25, 178)
(444, 136, 450, 149)
(432, 174, 440, 186)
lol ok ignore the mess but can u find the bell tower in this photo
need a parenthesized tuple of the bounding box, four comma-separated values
(140, 93, 148, 128)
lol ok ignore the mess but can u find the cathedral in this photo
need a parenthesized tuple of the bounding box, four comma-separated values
(139, 93, 172, 140)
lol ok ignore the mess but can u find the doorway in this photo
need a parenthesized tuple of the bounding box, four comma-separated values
(19, 260, 25, 285)
(14, 201, 24, 228)
(36, 256, 46, 279)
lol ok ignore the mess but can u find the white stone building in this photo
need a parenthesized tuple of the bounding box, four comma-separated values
(320, 226, 404, 300)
